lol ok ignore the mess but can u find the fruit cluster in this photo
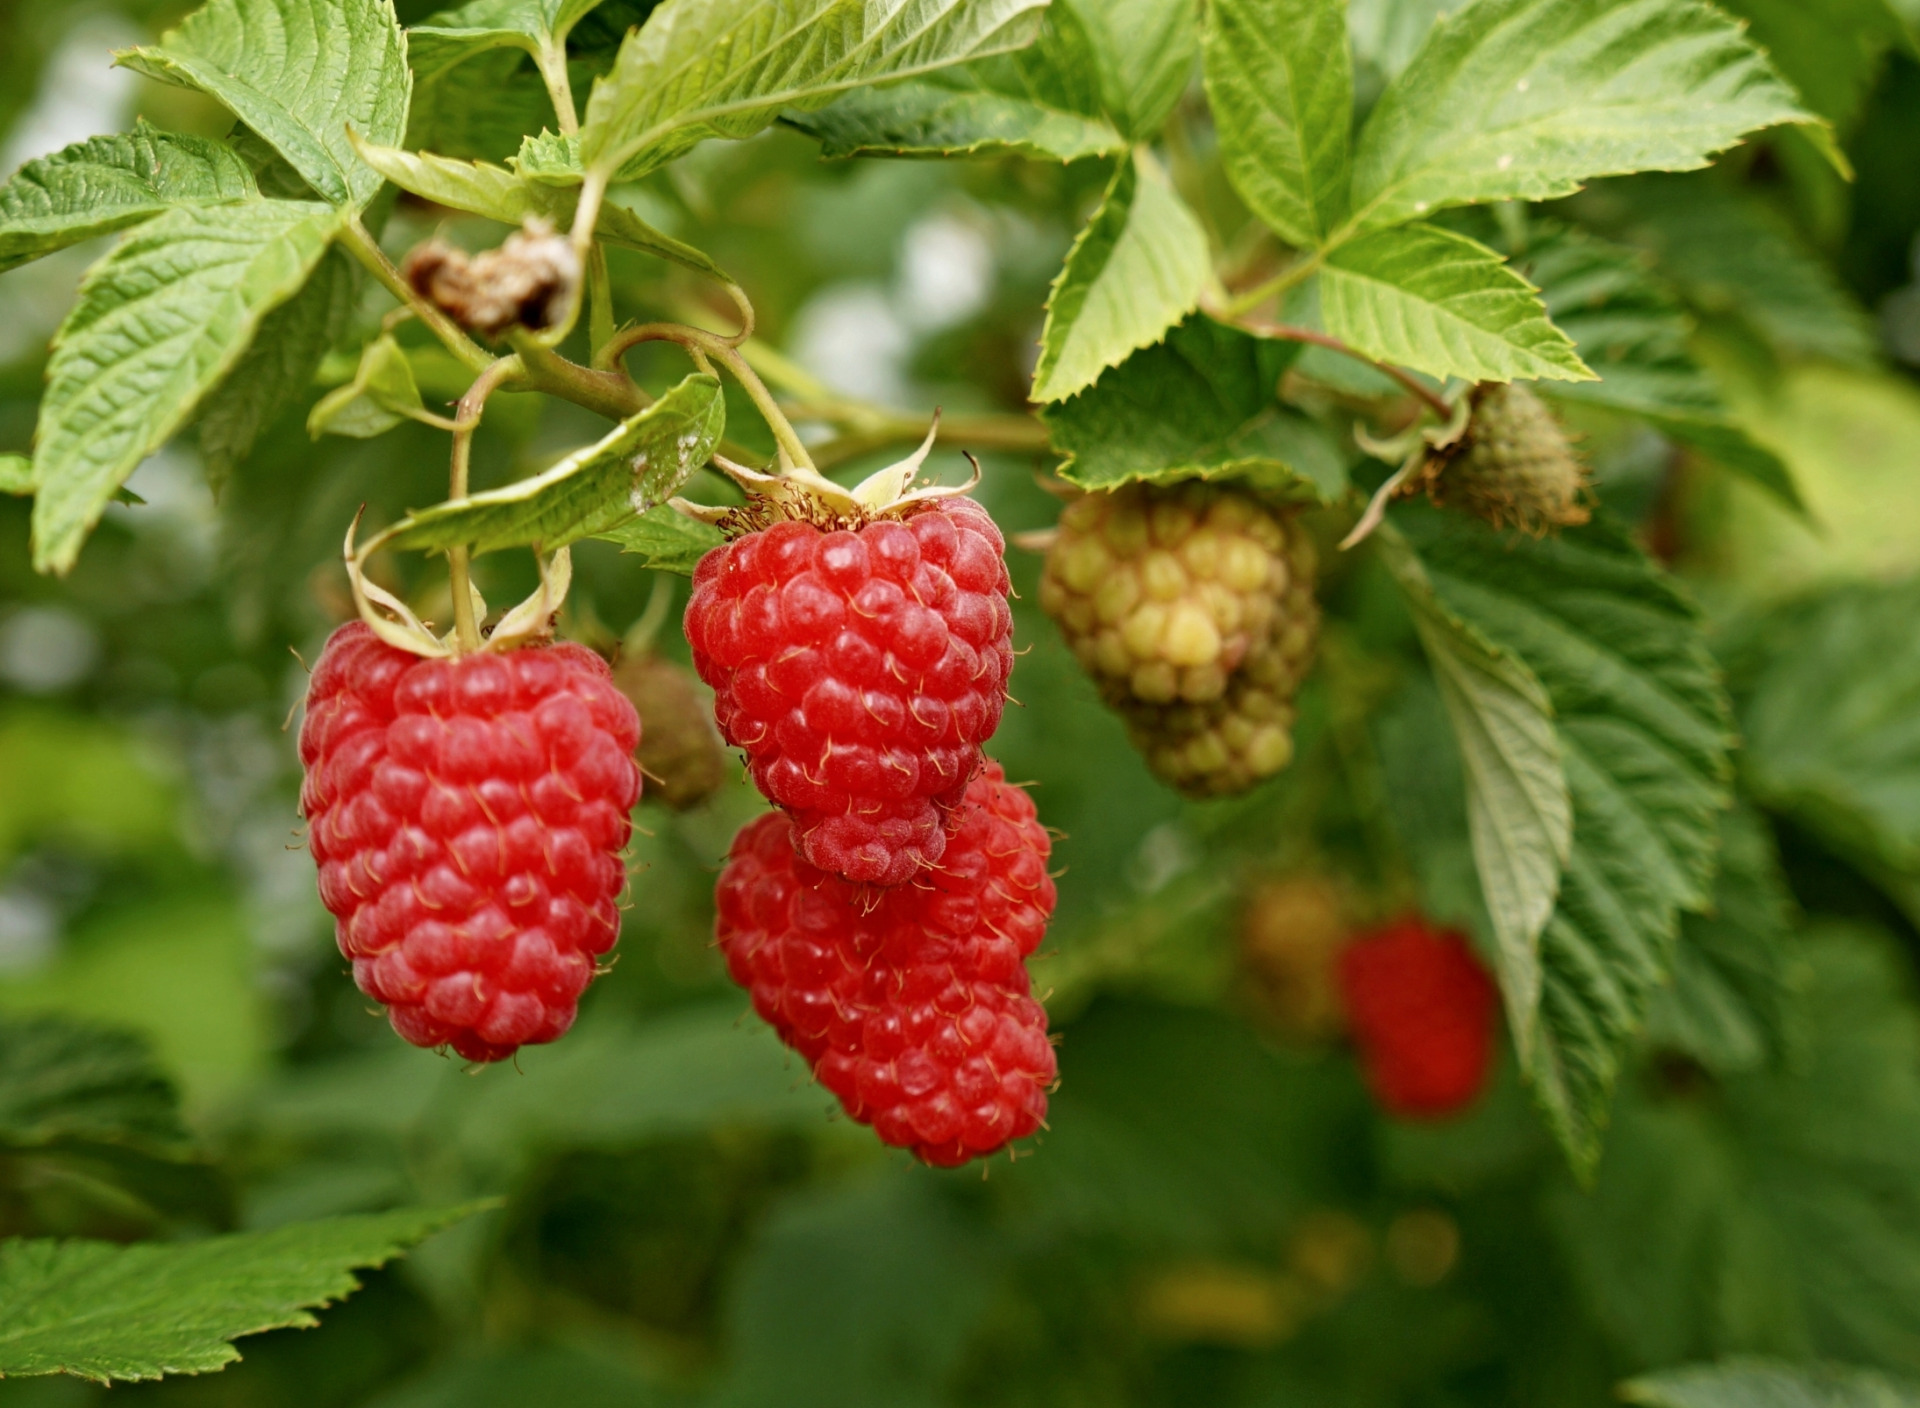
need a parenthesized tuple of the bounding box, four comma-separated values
(716, 762, 1057, 1166)
(300, 622, 641, 1063)
(1041, 480, 1320, 797)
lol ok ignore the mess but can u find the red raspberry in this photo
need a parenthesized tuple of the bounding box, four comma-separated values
(715, 761, 1056, 1166)
(298, 622, 641, 1063)
(1336, 917, 1498, 1119)
(685, 498, 1014, 887)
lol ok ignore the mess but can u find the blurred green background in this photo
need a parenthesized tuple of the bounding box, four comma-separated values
(3, 2, 1920, 1405)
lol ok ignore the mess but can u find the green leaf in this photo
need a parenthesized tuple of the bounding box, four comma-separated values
(1553, 930, 1920, 1371)
(408, 0, 608, 77)
(1718, 0, 1913, 130)
(406, 46, 559, 162)
(1509, 219, 1803, 510)
(1031, 152, 1211, 403)
(1645, 805, 1797, 1077)
(118, 0, 412, 208)
(0, 122, 256, 275)
(579, 0, 1049, 179)
(30, 200, 345, 576)
(785, 5, 1124, 163)
(1058, 0, 1199, 138)
(1400, 508, 1733, 1172)
(0, 1205, 487, 1382)
(1203, 0, 1352, 250)
(307, 334, 427, 440)
(372, 373, 724, 556)
(1346, 0, 1823, 237)
(592, 503, 725, 575)
(1625, 1359, 1920, 1408)
(350, 138, 730, 280)
(717, 1175, 997, 1408)
(1377, 524, 1572, 1059)
(1348, 0, 1451, 88)
(0, 1016, 189, 1157)
(198, 247, 358, 489)
(1318, 222, 1594, 385)
(1735, 581, 1920, 918)
(1042, 315, 1347, 500)
(0, 456, 30, 496)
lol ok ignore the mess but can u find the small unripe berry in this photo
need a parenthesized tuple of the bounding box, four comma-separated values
(1422, 382, 1589, 535)
(613, 651, 729, 811)
(1239, 876, 1349, 1044)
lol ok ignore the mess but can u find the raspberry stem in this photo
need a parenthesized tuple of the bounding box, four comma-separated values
(603, 321, 818, 472)
(444, 358, 522, 653)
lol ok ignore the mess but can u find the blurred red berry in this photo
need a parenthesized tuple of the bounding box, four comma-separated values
(299, 622, 641, 1063)
(1337, 917, 1498, 1119)
(685, 499, 1014, 887)
(715, 760, 1055, 1166)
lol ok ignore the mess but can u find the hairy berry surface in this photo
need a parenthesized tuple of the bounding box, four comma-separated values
(1425, 382, 1590, 535)
(686, 499, 1014, 887)
(1337, 917, 1498, 1119)
(300, 622, 641, 1062)
(1042, 481, 1319, 797)
(715, 762, 1055, 1166)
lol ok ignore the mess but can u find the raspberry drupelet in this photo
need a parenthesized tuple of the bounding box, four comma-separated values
(1336, 916, 1499, 1119)
(299, 621, 642, 1062)
(685, 497, 1015, 887)
(715, 761, 1056, 1166)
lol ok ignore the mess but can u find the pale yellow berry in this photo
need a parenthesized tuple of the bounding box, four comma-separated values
(1122, 603, 1169, 659)
(1150, 498, 1197, 546)
(1141, 550, 1189, 602)
(1054, 532, 1111, 593)
(1094, 571, 1140, 625)
(1179, 663, 1228, 702)
(1179, 528, 1222, 578)
(1162, 601, 1222, 668)
(1131, 659, 1179, 702)
(1220, 538, 1271, 594)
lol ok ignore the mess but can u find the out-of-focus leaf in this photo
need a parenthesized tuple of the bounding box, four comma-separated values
(351, 137, 729, 280)
(1716, 0, 1913, 130)
(1553, 929, 1920, 1373)
(363, 1346, 675, 1408)
(307, 334, 427, 440)
(0, 1205, 487, 1382)
(0, 1017, 189, 1156)
(30, 199, 344, 575)
(1203, 0, 1352, 250)
(368, 372, 722, 555)
(1645, 805, 1798, 1076)
(1004, 1002, 1356, 1244)
(1318, 222, 1594, 384)
(0, 123, 256, 275)
(1625, 1358, 1920, 1408)
(1735, 580, 1920, 920)
(0, 456, 31, 495)
(716, 1174, 996, 1408)
(408, 0, 610, 77)
(1502, 219, 1804, 510)
(198, 246, 358, 488)
(1613, 180, 1880, 367)
(1400, 508, 1733, 1172)
(406, 46, 558, 161)
(1031, 153, 1210, 403)
(1348, 0, 1450, 88)
(1058, 0, 1198, 138)
(118, 0, 411, 209)
(1377, 526, 1571, 1058)
(1347, 0, 1826, 237)
(593, 503, 725, 575)
(1043, 316, 1346, 500)
(579, 0, 1048, 179)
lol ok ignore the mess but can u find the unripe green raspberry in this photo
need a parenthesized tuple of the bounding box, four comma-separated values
(1424, 383, 1590, 535)
(1040, 481, 1319, 797)
(613, 651, 729, 811)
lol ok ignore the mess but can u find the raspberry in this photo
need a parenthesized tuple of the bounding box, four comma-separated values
(1040, 480, 1319, 797)
(685, 497, 1015, 887)
(1336, 917, 1498, 1119)
(612, 650, 729, 811)
(714, 761, 1056, 1166)
(1420, 382, 1589, 535)
(298, 622, 641, 1063)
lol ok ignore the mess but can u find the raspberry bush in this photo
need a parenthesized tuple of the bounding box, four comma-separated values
(3, 0, 1919, 1404)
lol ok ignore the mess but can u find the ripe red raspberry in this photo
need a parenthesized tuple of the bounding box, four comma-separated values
(714, 761, 1055, 1166)
(1336, 917, 1498, 1119)
(685, 498, 1014, 888)
(298, 622, 641, 1063)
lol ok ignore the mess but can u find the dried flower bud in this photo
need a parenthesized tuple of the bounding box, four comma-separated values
(402, 219, 580, 339)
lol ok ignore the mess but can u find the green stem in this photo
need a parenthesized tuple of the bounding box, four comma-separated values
(587, 245, 616, 356)
(443, 358, 523, 654)
(508, 332, 650, 421)
(340, 218, 494, 375)
(808, 412, 1051, 473)
(604, 322, 817, 472)
(1220, 253, 1324, 317)
(1234, 318, 1454, 421)
(536, 40, 578, 134)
